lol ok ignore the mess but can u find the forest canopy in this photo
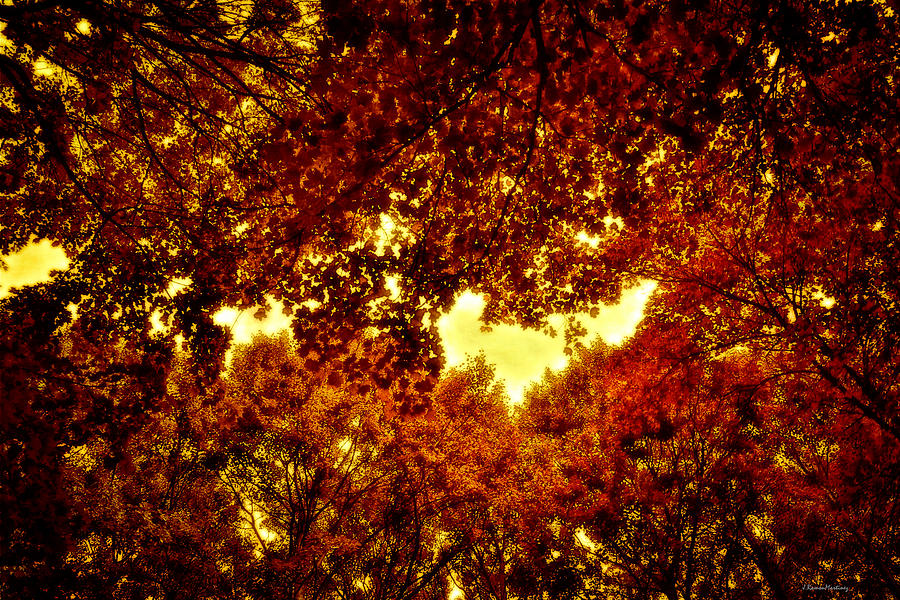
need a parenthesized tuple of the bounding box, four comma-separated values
(1, 0, 899, 598)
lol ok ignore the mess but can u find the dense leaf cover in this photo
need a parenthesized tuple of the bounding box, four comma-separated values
(1, 0, 899, 597)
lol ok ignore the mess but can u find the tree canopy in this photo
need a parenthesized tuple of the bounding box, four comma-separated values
(1, 0, 899, 598)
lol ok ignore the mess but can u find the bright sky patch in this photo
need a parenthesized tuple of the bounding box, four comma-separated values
(0, 239, 69, 298)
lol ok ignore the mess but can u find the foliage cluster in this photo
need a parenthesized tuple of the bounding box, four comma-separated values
(1, 0, 899, 597)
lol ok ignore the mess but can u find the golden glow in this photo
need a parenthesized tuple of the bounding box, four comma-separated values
(576, 216, 624, 248)
(206, 279, 655, 404)
(448, 579, 465, 600)
(811, 288, 836, 310)
(149, 309, 167, 332)
(75, 19, 92, 36)
(438, 281, 656, 403)
(166, 276, 192, 297)
(212, 297, 294, 344)
(33, 57, 57, 78)
(0, 239, 69, 298)
(575, 527, 597, 552)
(374, 211, 414, 257)
(0, 22, 13, 52)
(0, 239, 655, 405)
(384, 274, 402, 300)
